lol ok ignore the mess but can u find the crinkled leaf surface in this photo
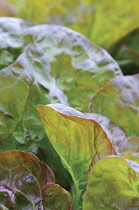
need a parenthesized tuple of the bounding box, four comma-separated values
(0, 17, 122, 111)
(36, 103, 116, 209)
(0, 17, 30, 69)
(90, 74, 139, 136)
(0, 150, 72, 209)
(0, 44, 71, 189)
(24, 24, 122, 111)
(83, 156, 139, 210)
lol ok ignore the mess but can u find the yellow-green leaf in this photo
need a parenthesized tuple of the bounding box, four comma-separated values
(36, 103, 116, 209)
(83, 156, 139, 210)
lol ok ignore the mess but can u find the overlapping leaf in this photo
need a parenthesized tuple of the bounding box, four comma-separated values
(84, 113, 127, 154)
(24, 24, 122, 111)
(110, 28, 139, 75)
(0, 150, 72, 209)
(42, 184, 72, 210)
(119, 137, 139, 158)
(0, 17, 30, 69)
(36, 103, 116, 209)
(6, 0, 139, 49)
(0, 17, 122, 111)
(90, 74, 139, 136)
(0, 44, 70, 188)
(83, 156, 139, 210)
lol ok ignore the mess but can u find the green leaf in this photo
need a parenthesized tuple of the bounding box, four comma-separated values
(85, 0, 139, 49)
(0, 43, 71, 189)
(42, 184, 72, 210)
(36, 103, 116, 209)
(0, 17, 122, 111)
(0, 150, 72, 209)
(110, 28, 139, 75)
(0, 17, 30, 69)
(90, 74, 139, 136)
(24, 24, 122, 111)
(6, 1, 139, 49)
(83, 156, 139, 210)
(84, 113, 127, 154)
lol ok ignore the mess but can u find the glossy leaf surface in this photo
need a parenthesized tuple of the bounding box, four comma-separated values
(0, 17, 122, 111)
(36, 103, 116, 209)
(0, 17, 30, 69)
(90, 74, 139, 136)
(0, 44, 70, 188)
(0, 150, 72, 209)
(24, 24, 122, 111)
(83, 156, 139, 210)
(0, 150, 54, 209)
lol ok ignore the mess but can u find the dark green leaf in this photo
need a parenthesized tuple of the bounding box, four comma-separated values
(110, 28, 139, 75)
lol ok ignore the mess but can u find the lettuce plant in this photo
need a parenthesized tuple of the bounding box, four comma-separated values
(1, 17, 139, 209)
(36, 103, 116, 209)
(90, 74, 139, 136)
(0, 150, 72, 209)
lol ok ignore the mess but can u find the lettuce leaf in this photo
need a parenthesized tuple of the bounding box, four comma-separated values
(83, 156, 139, 210)
(0, 43, 71, 189)
(90, 74, 139, 136)
(84, 113, 127, 154)
(0, 150, 72, 209)
(110, 28, 139, 75)
(0, 17, 122, 111)
(24, 24, 122, 111)
(0, 17, 30, 69)
(36, 103, 116, 209)
(6, 1, 139, 50)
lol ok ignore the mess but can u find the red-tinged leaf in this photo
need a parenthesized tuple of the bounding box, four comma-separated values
(36, 103, 116, 209)
(0, 150, 55, 208)
(0, 150, 72, 209)
(42, 184, 72, 210)
(90, 74, 139, 136)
